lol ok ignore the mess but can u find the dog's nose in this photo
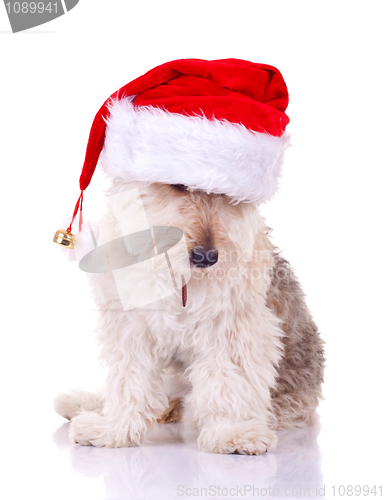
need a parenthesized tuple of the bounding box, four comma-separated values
(191, 246, 218, 268)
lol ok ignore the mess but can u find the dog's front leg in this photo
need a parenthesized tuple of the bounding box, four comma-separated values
(187, 312, 282, 455)
(70, 312, 168, 448)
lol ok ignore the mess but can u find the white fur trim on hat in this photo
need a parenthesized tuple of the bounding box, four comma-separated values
(100, 98, 290, 204)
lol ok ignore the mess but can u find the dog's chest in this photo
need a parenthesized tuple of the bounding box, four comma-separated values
(141, 277, 253, 356)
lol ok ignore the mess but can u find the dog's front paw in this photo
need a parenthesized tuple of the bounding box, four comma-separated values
(198, 420, 277, 455)
(69, 411, 136, 448)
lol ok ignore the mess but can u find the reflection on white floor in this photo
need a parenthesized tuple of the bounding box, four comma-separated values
(53, 423, 323, 499)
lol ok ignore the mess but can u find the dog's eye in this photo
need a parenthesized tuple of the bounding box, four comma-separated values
(170, 184, 187, 192)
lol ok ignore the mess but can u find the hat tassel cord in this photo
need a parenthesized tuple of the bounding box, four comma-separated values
(53, 191, 84, 249)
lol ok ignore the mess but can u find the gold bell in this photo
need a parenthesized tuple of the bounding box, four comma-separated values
(53, 229, 76, 249)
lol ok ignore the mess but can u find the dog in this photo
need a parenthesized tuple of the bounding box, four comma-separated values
(55, 179, 325, 455)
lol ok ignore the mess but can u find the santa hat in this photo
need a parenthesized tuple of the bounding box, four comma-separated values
(64, 58, 290, 234)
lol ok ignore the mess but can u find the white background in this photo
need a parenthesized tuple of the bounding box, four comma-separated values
(1, 1, 384, 499)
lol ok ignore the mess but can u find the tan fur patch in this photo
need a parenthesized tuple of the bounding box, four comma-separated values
(157, 398, 183, 424)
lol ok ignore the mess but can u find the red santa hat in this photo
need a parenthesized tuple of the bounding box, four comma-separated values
(65, 58, 290, 234)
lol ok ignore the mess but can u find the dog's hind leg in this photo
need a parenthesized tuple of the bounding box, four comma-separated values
(266, 254, 325, 430)
(54, 389, 104, 421)
(54, 389, 183, 424)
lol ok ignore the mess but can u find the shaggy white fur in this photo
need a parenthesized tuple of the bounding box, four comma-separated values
(101, 98, 291, 204)
(55, 180, 284, 454)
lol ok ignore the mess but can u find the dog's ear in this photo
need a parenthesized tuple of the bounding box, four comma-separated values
(170, 184, 187, 192)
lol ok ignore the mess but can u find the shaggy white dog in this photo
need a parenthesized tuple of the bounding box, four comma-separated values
(55, 178, 324, 455)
